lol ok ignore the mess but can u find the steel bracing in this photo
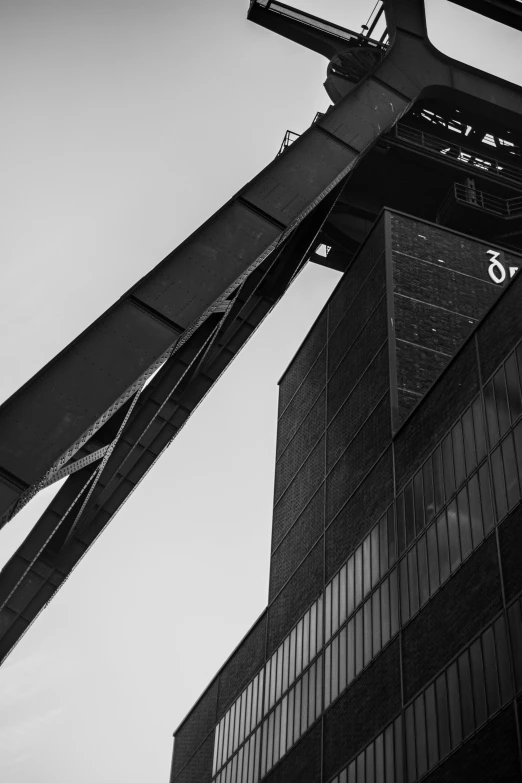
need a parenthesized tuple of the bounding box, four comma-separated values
(1, 0, 522, 664)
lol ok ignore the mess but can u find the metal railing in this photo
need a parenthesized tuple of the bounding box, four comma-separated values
(276, 112, 325, 156)
(392, 123, 522, 189)
(439, 182, 522, 224)
(250, 0, 387, 49)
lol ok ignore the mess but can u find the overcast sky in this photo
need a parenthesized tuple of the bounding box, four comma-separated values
(0, 2, 521, 782)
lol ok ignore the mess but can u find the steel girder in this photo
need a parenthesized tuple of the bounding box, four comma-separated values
(0, 0, 522, 663)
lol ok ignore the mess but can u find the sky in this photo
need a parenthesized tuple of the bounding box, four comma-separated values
(0, 1, 521, 781)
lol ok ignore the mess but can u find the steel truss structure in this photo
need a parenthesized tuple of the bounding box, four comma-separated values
(1, 0, 522, 664)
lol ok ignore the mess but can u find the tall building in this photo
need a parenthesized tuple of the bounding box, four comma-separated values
(169, 4, 522, 783)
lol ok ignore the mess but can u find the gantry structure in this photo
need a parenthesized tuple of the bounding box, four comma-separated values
(1, 0, 522, 665)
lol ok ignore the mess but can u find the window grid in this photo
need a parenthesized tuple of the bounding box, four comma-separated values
(329, 613, 515, 783)
(212, 342, 522, 783)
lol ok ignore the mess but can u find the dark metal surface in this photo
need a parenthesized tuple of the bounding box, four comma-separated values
(1, 0, 522, 664)
(448, 0, 522, 32)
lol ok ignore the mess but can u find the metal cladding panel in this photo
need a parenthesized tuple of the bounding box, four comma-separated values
(0, 300, 179, 486)
(134, 202, 281, 328)
(242, 128, 357, 227)
(319, 78, 409, 150)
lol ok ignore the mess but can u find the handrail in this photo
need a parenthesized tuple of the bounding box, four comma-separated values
(249, 0, 386, 49)
(391, 123, 522, 188)
(439, 182, 522, 223)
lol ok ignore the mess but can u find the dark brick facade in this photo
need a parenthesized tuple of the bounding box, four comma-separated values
(171, 212, 522, 783)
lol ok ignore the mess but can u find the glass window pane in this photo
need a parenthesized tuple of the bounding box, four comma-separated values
(231, 751, 238, 783)
(372, 588, 382, 657)
(309, 602, 317, 663)
(493, 367, 511, 437)
(484, 379, 499, 447)
(388, 505, 397, 565)
(280, 694, 287, 758)
(447, 499, 462, 572)
(390, 568, 400, 636)
(417, 534, 430, 608)
(423, 456, 436, 524)
(468, 473, 484, 548)
(339, 770, 347, 783)
(506, 353, 522, 423)
(347, 760, 356, 783)
(366, 742, 375, 783)
(457, 651, 475, 738)
(364, 598, 373, 666)
(332, 574, 340, 636)
(375, 732, 385, 783)
(405, 705, 417, 783)
(347, 618, 355, 685)
(408, 546, 420, 616)
(384, 722, 394, 782)
(347, 555, 355, 617)
(462, 406, 477, 475)
(508, 601, 522, 692)
(502, 434, 520, 511)
(425, 683, 439, 770)
(324, 644, 331, 709)
(325, 582, 332, 644)
(270, 654, 277, 709)
(427, 523, 440, 595)
(302, 609, 310, 671)
(339, 625, 347, 694)
(404, 482, 416, 546)
(435, 672, 451, 758)
(317, 595, 324, 651)
(453, 420, 467, 489)
(433, 447, 446, 512)
(331, 635, 339, 703)
(414, 694, 428, 778)
(482, 626, 501, 716)
(355, 546, 363, 607)
(494, 617, 513, 704)
(276, 647, 284, 703)
(442, 433, 455, 499)
(396, 491, 406, 556)
(315, 653, 322, 721)
(436, 512, 451, 585)
(413, 470, 425, 536)
(515, 421, 522, 491)
(300, 672, 309, 735)
(371, 525, 380, 588)
(469, 639, 487, 727)
(400, 557, 410, 623)
(380, 577, 390, 647)
(267, 711, 274, 772)
(286, 687, 295, 750)
(357, 749, 365, 782)
(479, 462, 494, 534)
(293, 679, 301, 739)
(289, 628, 296, 688)
(504, 355, 521, 428)
(245, 682, 253, 738)
(363, 536, 372, 598)
(307, 663, 316, 729)
(395, 716, 404, 781)
(340, 565, 347, 628)
(473, 397, 487, 461)
(457, 485, 473, 560)
(355, 608, 364, 675)
(257, 669, 265, 725)
(296, 620, 303, 678)
(447, 662, 462, 747)
(380, 513, 389, 576)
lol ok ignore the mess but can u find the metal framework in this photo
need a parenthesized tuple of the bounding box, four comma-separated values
(1, 0, 522, 665)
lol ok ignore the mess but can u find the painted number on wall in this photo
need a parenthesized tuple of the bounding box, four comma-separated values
(487, 249, 519, 285)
